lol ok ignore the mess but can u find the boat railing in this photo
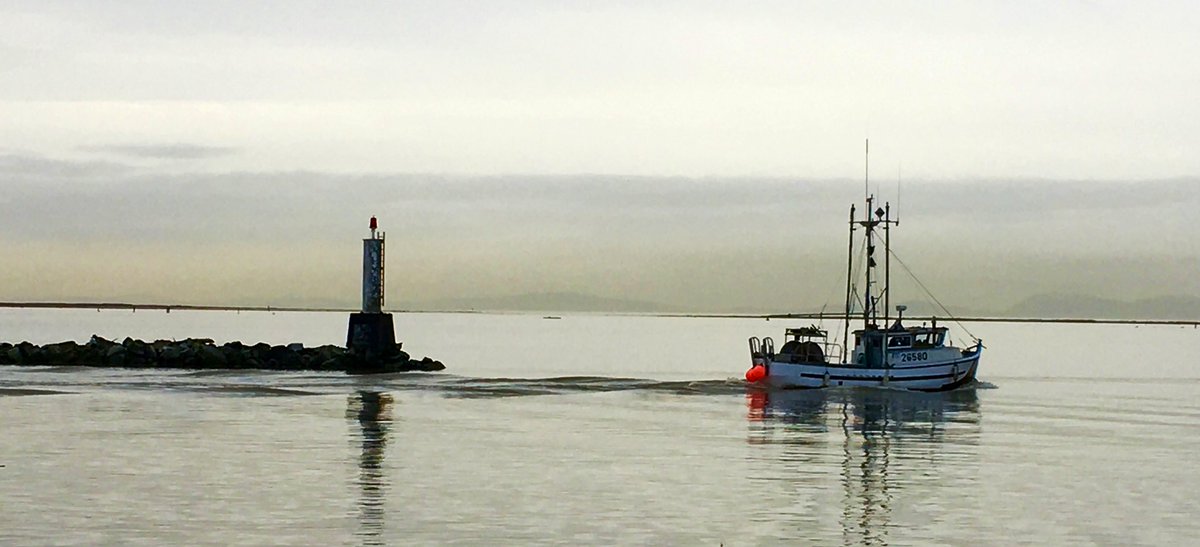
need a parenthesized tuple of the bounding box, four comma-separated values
(823, 342, 844, 363)
(748, 336, 775, 359)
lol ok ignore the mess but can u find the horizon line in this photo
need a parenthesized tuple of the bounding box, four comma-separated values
(2, 302, 1197, 326)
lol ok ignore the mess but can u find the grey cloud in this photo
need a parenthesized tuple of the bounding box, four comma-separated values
(0, 152, 132, 179)
(3, 157, 1197, 245)
(903, 178, 1200, 218)
(80, 143, 239, 160)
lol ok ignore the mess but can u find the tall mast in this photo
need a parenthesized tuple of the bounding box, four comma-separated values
(863, 195, 873, 331)
(851, 141, 899, 366)
(863, 139, 871, 331)
(843, 204, 856, 357)
(884, 202, 891, 329)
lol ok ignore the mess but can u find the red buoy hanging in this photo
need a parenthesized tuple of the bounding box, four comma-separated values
(745, 364, 766, 383)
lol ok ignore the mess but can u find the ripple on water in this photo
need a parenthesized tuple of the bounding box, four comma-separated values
(0, 387, 74, 396)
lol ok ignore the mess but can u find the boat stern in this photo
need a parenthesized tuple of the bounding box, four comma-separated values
(745, 336, 771, 383)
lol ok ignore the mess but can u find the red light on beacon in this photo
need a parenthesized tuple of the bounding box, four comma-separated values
(369, 216, 378, 231)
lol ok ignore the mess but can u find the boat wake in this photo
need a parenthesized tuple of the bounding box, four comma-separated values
(2, 369, 752, 398)
(0, 387, 75, 396)
(407, 376, 749, 398)
(2, 367, 991, 399)
(190, 385, 324, 397)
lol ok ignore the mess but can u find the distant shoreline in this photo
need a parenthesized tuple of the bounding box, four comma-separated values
(0, 301, 353, 313)
(1, 302, 1197, 326)
(745, 312, 1200, 327)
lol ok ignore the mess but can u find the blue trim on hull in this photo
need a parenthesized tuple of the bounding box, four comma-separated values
(764, 354, 980, 392)
(779, 353, 980, 371)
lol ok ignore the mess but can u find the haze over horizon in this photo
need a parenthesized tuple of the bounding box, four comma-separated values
(3, 2, 1198, 317)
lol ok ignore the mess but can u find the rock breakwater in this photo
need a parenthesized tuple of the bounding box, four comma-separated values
(0, 335, 445, 373)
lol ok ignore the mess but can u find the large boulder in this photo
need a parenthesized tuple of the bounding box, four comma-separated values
(221, 342, 249, 368)
(126, 339, 156, 362)
(159, 344, 181, 362)
(4, 343, 24, 365)
(197, 344, 227, 368)
(271, 345, 303, 370)
(105, 344, 127, 366)
(42, 341, 81, 365)
(415, 357, 446, 371)
(14, 342, 46, 365)
(88, 335, 116, 351)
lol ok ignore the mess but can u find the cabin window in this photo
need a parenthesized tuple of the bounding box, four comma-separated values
(915, 333, 932, 346)
(887, 335, 911, 348)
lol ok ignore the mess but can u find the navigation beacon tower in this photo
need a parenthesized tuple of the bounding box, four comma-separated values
(346, 216, 397, 360)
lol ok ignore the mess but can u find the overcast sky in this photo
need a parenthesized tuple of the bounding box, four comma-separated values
(2, 1, 1198, 312)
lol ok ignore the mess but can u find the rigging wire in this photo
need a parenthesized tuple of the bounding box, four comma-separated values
(839, 240, 869, 351)
(887, 249, 978, 342)
(817, 260, 849, 335)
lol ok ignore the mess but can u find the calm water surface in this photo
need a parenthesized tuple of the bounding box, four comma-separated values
(1, 309, 1198, 545)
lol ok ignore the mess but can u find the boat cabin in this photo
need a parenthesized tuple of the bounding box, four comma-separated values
(852, 319, 949, 366)
(863, 326, 948, 350)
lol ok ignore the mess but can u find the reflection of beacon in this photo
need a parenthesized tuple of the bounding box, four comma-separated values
(347, 216, 398, 363)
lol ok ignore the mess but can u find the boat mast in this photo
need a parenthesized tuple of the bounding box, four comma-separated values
(843, 204, 855, 357)
(864, 139, 869, 201)
(861, 202, 898, 331)
(856, 152, 898, 334)
(851, 140, 900, 366)
(884, 202, 891, 329)
(863, 139, 872, 332)
(864, 195, 874, 331)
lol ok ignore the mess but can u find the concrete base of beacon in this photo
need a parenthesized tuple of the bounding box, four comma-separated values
(346, 312, 418, 374)
(347, 312, 396, 354)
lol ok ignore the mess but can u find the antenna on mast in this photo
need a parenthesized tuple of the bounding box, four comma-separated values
(864, 139, 870, 200)
(897, 161, 902, 225)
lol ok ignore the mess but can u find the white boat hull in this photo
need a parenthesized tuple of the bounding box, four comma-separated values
(758, 350, 981, 391)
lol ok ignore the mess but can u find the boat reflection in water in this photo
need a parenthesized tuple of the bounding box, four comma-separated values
(348, 391, 394, 546)
(746, 387, 981, 545)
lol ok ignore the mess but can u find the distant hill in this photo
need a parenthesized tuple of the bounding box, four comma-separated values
(877, 301, 993, 320)
(1006, 294, 1200, 321)
(404, 292, 676, 313)
(404, 291, 1200, 319)
(19, 290, 1195, 320)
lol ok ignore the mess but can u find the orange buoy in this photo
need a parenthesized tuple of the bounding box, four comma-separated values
(745, 364, 767, 382)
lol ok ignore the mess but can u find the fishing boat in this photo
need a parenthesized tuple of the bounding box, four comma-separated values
(745, 164, 983, 391)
